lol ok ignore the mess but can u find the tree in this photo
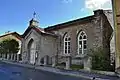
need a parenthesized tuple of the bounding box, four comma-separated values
(90, 47, 114, 71)
(0, 39, 19, 54)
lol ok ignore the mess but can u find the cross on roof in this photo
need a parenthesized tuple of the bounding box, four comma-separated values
(33, 11, 36, 19)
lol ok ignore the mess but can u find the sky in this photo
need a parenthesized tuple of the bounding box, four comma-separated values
(0, 0, 112, 35)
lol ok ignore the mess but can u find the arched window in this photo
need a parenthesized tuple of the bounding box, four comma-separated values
(78, 31, 87, 54)
(64, 33, 71, 54)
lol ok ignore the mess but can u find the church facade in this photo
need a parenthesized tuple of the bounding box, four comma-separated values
(21, 9, 113, 70)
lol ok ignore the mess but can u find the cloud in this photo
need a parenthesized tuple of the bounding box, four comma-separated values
(85, 0, 112, 10)
(62, 0, 72, 3)
(80, 8, 85, 12)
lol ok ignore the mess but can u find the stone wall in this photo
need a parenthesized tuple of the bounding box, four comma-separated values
(22, 29, 41, 63)
(45, 10, 112, 70)
(40, 34, 57, 65)
(22, 28, 57, 65)
(21, 10, 113, 70)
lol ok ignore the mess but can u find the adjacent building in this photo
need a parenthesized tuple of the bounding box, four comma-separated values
(0, 32, 22, 61)
(112, 0, 120, 71)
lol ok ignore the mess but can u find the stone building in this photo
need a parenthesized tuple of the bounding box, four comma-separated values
(0, 32, 22, 61)
(22, 18, 57, 65)
(112, 0, 120, 71)
(21, 9, 113, 70)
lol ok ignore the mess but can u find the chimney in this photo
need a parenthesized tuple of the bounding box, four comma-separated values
(94, 9, 104, 15)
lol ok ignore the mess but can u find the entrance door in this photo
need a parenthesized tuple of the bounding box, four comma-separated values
(30, 49, 35, 64)
(28, 39, 36, 64)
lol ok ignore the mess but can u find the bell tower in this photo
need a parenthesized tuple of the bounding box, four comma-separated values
(29, 12, 39, 27)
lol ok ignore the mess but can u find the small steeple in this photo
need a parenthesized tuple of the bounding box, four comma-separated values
(29, 12, 39, 27)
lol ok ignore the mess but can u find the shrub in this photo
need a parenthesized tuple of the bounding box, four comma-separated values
(70, 64, 84, 70)
(91, 47, 114, 71)
(0, 39, 19, 54)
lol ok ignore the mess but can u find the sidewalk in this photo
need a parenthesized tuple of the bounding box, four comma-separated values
(0, 60, 119, 80)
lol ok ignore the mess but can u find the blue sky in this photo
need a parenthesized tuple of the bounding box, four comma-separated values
(0, 0, 112, 35)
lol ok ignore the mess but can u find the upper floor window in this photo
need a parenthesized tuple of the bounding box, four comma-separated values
(64, 33, 71, 54)
(78, 31, 87, 54)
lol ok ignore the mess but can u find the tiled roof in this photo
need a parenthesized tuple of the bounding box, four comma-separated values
(0, 32, 22, 40)
(22, 26, 57, 38)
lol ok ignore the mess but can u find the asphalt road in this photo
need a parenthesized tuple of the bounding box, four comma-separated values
(0, 62, 89, 80)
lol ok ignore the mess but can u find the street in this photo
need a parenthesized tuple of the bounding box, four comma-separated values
(0, 62, 88, 80)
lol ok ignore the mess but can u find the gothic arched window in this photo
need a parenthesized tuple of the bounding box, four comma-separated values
(78, 31, 87, 54)
(64, 33, 71, 54)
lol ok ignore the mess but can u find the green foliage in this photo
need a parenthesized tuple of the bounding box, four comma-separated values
(91, 47, 114, 71)
(0, 39, 19, 54)
(70, 64, 84, 70)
